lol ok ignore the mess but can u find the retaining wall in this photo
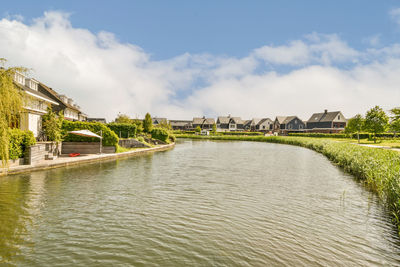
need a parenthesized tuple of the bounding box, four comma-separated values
(119, 139, 150, 148)
(62, 142, 116, 154)
(25, 142, 61, 165)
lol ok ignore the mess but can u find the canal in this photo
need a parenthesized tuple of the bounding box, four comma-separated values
(1, 139, 400, 266)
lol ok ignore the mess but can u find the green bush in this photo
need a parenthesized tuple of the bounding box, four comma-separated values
(151, 128, 169, 142)
(107, 123, 137, 138)
(7, 128, 35, 160)
(62, 120, 119, 147)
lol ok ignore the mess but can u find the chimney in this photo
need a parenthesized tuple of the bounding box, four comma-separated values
(203, 116, 205, 119)
(324, 109, 328, 114)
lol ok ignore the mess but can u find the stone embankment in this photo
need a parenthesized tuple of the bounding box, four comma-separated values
(0, 143, 175, 176)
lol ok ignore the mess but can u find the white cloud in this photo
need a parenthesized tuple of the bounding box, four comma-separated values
(390, 8, 400, 27)
(0, 11, 399, 121)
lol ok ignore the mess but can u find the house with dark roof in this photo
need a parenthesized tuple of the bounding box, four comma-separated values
(192, 117, 215, 130)
(13, 72, 59, 138)
(169, 120, 192, 130)
(38, 82, 87, 121)
(306, 110, 347, 133)
(273, 116, 305, 134)
(216, 115, 244, 132)
(243, 118, 273, 132)
(256, 118, 274, 132)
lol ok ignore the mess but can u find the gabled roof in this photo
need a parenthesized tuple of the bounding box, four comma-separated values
(169, 120, 192, 127)
(275, 116, 287, 124)
(38, 82, 80, 112)
(217, 116, 230, 124)
(193, 117, 215, 125)
(204, 118, 215, 124)
(15, 82, 58, 105)
(307, 111, 342, 123)
(275, 116, 302, 125)
(153, 117, 168, 124)
(230, 117, 243, 124)
(193, 117, 205, 124)
(257, 118, 273, 126)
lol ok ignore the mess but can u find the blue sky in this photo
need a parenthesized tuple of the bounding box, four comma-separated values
(2, 1, 399, 59)
(1, 1, 400, 120)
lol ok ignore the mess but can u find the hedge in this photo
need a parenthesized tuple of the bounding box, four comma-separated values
(221, 131, 264, 136)
(7, 128, 36, 160)
(288, 132, 399, 139)
(151, 128, 169, 142)
(107, 123, 137, 138)
(62, 120, 119, 147)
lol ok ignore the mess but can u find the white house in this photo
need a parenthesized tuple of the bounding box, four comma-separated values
(14, 72, 59, 138)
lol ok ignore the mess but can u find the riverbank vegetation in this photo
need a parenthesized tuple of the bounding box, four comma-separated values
(176, 134, 400, 232)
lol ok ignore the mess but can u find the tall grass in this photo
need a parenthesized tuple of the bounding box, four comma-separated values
(177, 134, 400, 231)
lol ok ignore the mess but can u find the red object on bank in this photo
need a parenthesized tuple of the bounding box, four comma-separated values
(69, 153, 81, 157)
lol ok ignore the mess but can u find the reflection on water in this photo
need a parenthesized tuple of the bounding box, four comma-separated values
(0, 139, 400, 266)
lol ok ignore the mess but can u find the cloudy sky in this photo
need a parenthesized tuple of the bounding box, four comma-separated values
(1, 1, 400, 121)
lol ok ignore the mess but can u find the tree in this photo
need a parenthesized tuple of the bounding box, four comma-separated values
(212, 123, 217, 135)
(143, 113, 153, 133)
(344, 114, 364, 143)
(42, 108, 63, 141)
(195, 126, 201, 133)
(389, 107, 400, 137)
(364, 106, 389, 143)
(115, 113, 132, 124)
(0, 59, 27, 165)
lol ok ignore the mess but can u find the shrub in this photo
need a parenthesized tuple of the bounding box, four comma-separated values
(62, 120, 119, 147)
(151, 128, 169, 142)
(7, 128, 35, 160)
(42, 109, 63, 141)
(107, 123, 137, 138)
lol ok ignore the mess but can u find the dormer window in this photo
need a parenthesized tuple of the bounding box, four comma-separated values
(14, 72, 25, 85)
(25, 78, 39, 91)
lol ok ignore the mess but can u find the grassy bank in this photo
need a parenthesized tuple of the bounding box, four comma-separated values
(177, 134, 400, 231)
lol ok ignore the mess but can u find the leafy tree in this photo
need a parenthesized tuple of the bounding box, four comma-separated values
(345, 114, 364, 143)
(157, 120, 172, 130)
(132, 119, 144, 134)
(143, 113, 153, 133)
(364, 106, 389, 143)
(195, 126, 201, 133)
(389, 107, 400, 137)
(212, 123, 217, 135)
(0, 59, 27, 165)
(42, 108, 63, 141)
(115, 113, 132, 124)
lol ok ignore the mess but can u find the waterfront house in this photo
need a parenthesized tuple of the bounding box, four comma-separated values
(256, 118, 274, 132)
(169, 120, 192, 130)
(192, 117, 215, 130)
(13, 72, 59, 138)
(273, 116, 305, 135)
(306, 110, 347, 133)
(38, 82, 87, 121)
(216, 115, 244, 132)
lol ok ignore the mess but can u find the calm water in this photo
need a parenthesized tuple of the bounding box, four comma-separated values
(1, 139, 400, 266)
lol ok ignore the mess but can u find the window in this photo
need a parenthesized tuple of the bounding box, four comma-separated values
(338, 115, 341, 120)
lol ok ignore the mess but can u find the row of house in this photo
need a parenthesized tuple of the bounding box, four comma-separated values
(159, 110, 347, 134)
(12, 71, 89, 139)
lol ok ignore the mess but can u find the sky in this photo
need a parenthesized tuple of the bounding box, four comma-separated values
(1, 1, 400, 121)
